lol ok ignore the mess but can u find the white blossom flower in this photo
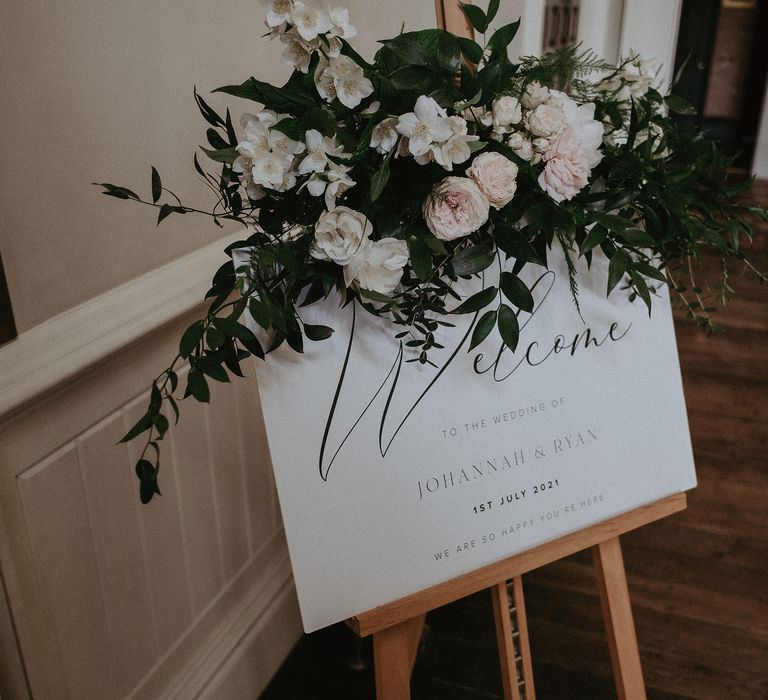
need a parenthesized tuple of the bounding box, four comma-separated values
(232, 157, 267, 201)
(307, 162, 356, 209)
(467, 152, 518, 209)
(291, 1, 333, 41)
(330, 55, 373, 108)
(314, 56, 337, 102)
(280, 30, 315, 73)
(396, 95, 453, 158)
(315, 55, 373, 108)
(312, 206, 372, 265)
(329, 6, 357, 39)
(251, 151, 293, 188)
(262, 0, 293, 29)
(370, 117, 399, 154)
(422, 176, 490, 241)
(434, 116, 478, 170)
(345, 238, 409, 295)
(521, 80, 550, 109)
(298, 129, 342, 174)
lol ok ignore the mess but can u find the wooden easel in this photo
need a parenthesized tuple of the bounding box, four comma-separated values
(347, 493, 687, 699)
(345, 4, 688, 697)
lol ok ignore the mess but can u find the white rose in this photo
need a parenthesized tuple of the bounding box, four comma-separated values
(521, 80, 550, 109)
(508, 134, 534, 161)
(548, 90, 604, 168)
(492, 95, 522, 128)
(467, 152, 518, 210)
(311, 206, 372, 264)
(345, 238, 409, 295)
(538, 128, 591, 202)
(422, 176, 490, 241)
(525, 104, 567, 138)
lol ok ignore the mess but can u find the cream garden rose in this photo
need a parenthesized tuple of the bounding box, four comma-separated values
(422, 177, 490, 241)
(345, 238, 409, 295)
(538, 128, 591, 202)
(467, 152, 518, 209)
(311, 206, 372, 264)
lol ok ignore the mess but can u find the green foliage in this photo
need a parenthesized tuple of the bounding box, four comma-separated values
(96, 1, 768, 503)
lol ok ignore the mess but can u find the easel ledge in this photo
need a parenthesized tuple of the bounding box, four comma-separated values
(347, 492, 686, 638)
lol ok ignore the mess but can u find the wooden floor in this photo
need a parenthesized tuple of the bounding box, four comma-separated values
(262, 182, 768, 699)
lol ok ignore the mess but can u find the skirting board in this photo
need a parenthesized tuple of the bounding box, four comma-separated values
(131, 535, 301, 700)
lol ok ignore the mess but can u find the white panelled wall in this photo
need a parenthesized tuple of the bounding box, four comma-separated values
(0, 239, 302, 699)
(0, 2, 686, 698)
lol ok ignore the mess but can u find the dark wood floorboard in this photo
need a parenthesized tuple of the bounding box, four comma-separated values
(262, 181, 768, 699)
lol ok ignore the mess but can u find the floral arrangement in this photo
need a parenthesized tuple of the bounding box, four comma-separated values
(97, 0, 766, 503)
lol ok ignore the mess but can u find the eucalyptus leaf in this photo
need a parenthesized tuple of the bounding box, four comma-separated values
(500, 272, 534, 312)
(450, 286, 498, 314)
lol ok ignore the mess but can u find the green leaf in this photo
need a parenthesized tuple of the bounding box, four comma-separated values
(634, 261, 666, 283)
(618, 228, 656, 247)
(120, 412, 152, 443)
(157, 203, 176, 226)
(436, 32, 461, 73)
(579, 224, 608, 256)
(379, 33, 433, 66)
(487, 19, 521, 53)
(409, 236, 432, 281)
(94, 183, 140, 200)
(179, 321, 205, 358)
(494, 224, 543, 265)
(607, 249, 631, 295)
(457, 38, 483, 65)
(497, 303, 520, 351)
(500, 272, 534, 312)
(186, 368, 210, 403)
(154, 413, 170, 438)
(212, 316, 254, 341)
(151, 167, 162, 204)
(469, 309, 497, 350)
(629, 271, 652, 315)
(196, 356, 229, 383)
(665, 94, 696, 116)
(214, 77, 317, 112)
(370, 158, 391, 202)
(461, 3, 488, 33)
(592, 212, 629, 232)
(451, 286, 498, 314)
(486, 0, 501, 24)
(452, 242, 496, 276)
(200, 146, 237, 164)
(304, 324, 334, 341)
(135, 459, 161, 504)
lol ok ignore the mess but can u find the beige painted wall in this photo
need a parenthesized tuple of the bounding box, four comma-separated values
(0, 0, 438, 333)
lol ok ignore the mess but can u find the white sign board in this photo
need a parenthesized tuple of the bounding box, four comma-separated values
(237, 248, 696, 633)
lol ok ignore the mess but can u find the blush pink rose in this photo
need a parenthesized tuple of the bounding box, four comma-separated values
(538, 128, 591, 202)
(422, 176, 490, 240)
(467, 152, 519, 209)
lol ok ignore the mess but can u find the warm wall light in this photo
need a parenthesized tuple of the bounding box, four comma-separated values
(722, 0, 757, 9)
(0, 253, 17, 346)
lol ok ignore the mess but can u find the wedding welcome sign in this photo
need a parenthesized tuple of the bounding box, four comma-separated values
(238, 249, 696, 633)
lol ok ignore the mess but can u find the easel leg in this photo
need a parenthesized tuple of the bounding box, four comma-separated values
(491, 577, 535, 700)
(373, 614, 425, 699)
(592, 537, 647, 700)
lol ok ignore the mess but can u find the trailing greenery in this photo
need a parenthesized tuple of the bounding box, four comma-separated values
(97, 0, 766, 503)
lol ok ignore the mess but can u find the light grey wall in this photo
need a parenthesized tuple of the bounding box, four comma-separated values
(0, 0, 437, 333)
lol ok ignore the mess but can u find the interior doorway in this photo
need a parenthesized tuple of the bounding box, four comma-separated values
(673, 0, 768, 168)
